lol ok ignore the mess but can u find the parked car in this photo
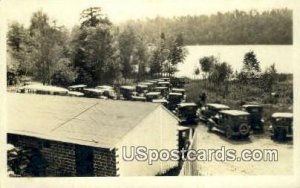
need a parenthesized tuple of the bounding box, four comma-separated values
(96, 85, 117, 99)
(120, 86, 136, 100)
(68, 84, 87, 92)
(200, 103, 230, 122)
(270, 113, 293, 141)
(161, 77, 170, 82)
(153, 86, 169, 98)
(157, 81, 171, 89)
(145, 92, 162, 102)
(207, 110, 251, 139)
(136, 84, 148, 96)
(175, 103, 198, 124)
(167, 92, 183, 111)
(152, 99, 168, 106)
(18, 84, 69, 96)
(131, 95, 146, 102)
(139, 82, 154, 91)
(170, 77, 185, 88)
(83, 88, 107, 99)
(68, 91, 84, 97)
(241, 104, 264, 131)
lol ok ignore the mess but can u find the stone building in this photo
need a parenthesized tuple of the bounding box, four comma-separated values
(7, 93, 180, 176)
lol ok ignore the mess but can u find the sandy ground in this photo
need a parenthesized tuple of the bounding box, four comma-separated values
(195, 123, 293, 175)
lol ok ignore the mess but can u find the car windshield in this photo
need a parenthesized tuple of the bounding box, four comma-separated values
(236, 115, 248, 121)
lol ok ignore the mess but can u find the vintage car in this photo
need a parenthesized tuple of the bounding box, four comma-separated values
(167, 92, 183, 111)
(145, 92, 162, 102)
(241, 104, 264, 131)
(175, 103, 198, 124)
(136, 84, 148, 95)
(170, 77, 185, 88)
(139, 82, 154, 91)
(161, 77, 171, 82)
(152, 99, 168, 106)
(157, 81, 171, 89)
(18, 84, 69, 96)
(96, 85, 117, 99)
(68, 91, 84, 97)
(83, 88, 107, 99)
(200, 103, 230, 122)
(171, 88, 186, 100)
(131, 96, 146, 102)
(153, 86, 169, 98)
(270, 113, 293, 141)
(120, 85, 136, 100)
(207, 110, 251, 139)
(68, 84, 87, 92)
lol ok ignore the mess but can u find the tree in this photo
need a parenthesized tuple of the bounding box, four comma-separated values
(118, 26, 137, 83)
(72, 7, 116, 86)
(262, 63, 277, 92)
(193, 67, 200, 79)
(80, 7, 111, 28)
(243, 50, 261, 72)
(199, 56, 216, 87)
(209, 62, 232, 96)
(167, 33, 187, 77)
(132, 37, 150, 81)
(51, 58, 77, 87)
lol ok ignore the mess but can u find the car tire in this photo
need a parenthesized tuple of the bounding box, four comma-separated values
(225, 126, 233, 139)
(239, 123, 250, 138)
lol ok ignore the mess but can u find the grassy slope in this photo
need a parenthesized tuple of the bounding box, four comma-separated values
(184, 78, 293, 125)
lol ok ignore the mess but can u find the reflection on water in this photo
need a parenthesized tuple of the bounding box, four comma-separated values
(177, 45, 294, 78)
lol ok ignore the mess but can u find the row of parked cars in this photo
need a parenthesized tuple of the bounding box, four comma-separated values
(189, 103, 293, 141)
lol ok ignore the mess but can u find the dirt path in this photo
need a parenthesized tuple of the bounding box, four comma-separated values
(195, 123, 293, 175)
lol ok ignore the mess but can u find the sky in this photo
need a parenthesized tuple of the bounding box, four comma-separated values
(3, 0, 296, 29)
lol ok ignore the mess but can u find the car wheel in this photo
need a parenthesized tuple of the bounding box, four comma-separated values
(239, 123, 250, 138)
(225, 126, 233, 139)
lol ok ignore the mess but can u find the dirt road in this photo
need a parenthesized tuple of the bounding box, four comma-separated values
(195, 123, 293, 175)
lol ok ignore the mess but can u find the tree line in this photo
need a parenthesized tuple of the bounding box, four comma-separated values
(120, 8, 292, 45)
(194, 51, 280, 98)
(7, 7, 186, 87)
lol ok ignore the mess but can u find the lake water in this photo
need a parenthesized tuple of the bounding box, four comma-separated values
(176, 45, 294, 78)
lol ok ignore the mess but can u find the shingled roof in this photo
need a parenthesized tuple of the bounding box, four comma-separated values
(7, 93, 171, 149)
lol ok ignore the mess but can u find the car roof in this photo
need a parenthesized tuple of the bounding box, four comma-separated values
(137, 84, 148, 87)
(158, 81, 170, 84)
(120, 85, 135, 90)
(84, 88, 104, 93)
(169, 92, 182, 96)
(21, 84, 69, 93)
(220, 110, 249, 116)
(242, 104, 263, 108)
(152, 99, 168, 103)
(272, 113, 293, 118)
(146, 92, 161, 95)
(68, 84, 87, 88)
(155, 86, 168, 89)
(206, 103, 230, 109)
(172, 88, 185, 91)
(177, 103, 197, 107)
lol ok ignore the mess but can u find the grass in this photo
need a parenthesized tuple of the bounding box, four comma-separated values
(184, 78, 293, 126)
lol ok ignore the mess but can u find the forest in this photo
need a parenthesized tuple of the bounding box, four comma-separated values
(120, 8, 292, 45)
(7, 8, 292, 88)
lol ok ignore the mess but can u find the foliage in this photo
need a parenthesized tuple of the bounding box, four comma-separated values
(119, 9, 292, 45)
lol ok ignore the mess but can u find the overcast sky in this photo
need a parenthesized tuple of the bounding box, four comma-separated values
(3, 0, 295, 29)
